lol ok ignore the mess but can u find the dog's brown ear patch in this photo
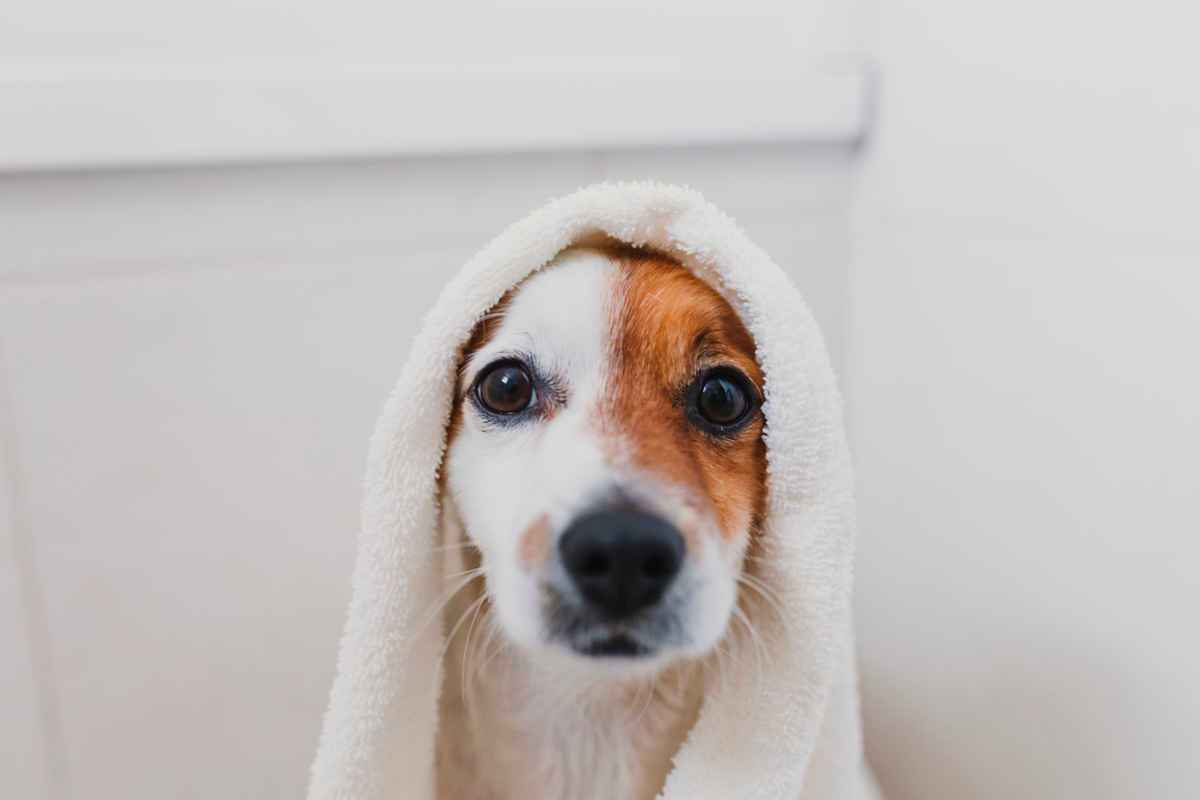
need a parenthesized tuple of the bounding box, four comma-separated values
(444, 291, 515, 448)
(604, 248, 767, 541)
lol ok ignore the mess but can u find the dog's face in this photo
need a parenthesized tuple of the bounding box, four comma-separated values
(445, 246, 766, 674)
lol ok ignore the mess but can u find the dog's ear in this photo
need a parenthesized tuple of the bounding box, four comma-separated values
(461, 290, 515, 367)
(443, 289, 516, 449)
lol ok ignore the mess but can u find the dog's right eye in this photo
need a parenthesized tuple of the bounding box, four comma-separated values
(475, 361, 535, 415)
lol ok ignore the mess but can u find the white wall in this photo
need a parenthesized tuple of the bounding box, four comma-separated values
(0, 145, 855, 799)
(850, 1, 1200, 797)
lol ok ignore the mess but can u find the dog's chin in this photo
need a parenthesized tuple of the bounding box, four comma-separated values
(576, 633, 652, 658)
(541, 632, 679, 679)
(539, 609, 728, 680)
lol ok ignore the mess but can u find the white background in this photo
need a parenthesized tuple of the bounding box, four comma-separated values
(3, 0, 1199, 798)
(851, 1, 1200, 797)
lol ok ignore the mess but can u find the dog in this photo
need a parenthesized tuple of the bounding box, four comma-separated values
(436, 243, 769, 799)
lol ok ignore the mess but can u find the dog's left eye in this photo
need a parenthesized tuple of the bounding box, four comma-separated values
(689, 367, 757, 432)
(475, 361, 535, 414)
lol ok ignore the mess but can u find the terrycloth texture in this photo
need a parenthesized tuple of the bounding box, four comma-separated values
(308, 183, 878, 800)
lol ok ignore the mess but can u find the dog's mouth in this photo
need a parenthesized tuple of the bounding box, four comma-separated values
(577, 633, 652, 658)
(542, 585, 686, 661)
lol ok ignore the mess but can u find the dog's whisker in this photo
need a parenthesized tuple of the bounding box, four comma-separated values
(731, 603, 769, 694)
(444, 566, 486, 582)
(631, 676, 659, 729)
(712, 639, 734, 696)
(462, 617, 502, 723)
(732, 595, 771, 658)
(625, 679, 647, 723)
(736, 573, 790, 633)
(411, 572, 483, 645)
(460, 594, 488, 705)
(472, 617, 507, 687)
(439, 593, 489, 666)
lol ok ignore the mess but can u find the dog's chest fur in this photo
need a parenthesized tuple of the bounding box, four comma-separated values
(438, 643, 701, 800)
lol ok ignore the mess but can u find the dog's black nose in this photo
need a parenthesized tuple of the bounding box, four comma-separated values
(559, 509, 685, 619)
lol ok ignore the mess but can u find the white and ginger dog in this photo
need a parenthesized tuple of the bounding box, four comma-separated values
(436, 244, 775, 800)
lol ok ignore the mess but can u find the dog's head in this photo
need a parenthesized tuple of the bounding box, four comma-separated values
(444, 246, 766, 674)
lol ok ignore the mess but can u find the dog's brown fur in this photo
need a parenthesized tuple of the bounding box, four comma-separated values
(606, 247, 767, 541)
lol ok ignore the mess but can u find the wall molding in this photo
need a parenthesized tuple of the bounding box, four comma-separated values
(0, 64, 869, 172)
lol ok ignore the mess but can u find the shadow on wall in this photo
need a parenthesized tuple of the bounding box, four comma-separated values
(861, 631, 1166, 800)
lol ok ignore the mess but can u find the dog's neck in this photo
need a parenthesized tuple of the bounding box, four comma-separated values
(435, 506, 705, 800)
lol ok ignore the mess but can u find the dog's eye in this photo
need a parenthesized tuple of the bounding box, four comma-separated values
(693, 369, 755, 429)
(476, 362, 535, 414)
(698, 375, 749, 425)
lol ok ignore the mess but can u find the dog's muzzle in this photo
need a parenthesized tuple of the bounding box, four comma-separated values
(543, 506, 690, 659)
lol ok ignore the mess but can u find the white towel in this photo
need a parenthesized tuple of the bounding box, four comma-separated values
(308, 182, 878, 799)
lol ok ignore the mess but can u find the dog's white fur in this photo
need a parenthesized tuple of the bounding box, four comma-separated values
(437, 249, 750, 799)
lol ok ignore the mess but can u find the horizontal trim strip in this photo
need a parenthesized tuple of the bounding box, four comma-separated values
(0, 64, 869, 172)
